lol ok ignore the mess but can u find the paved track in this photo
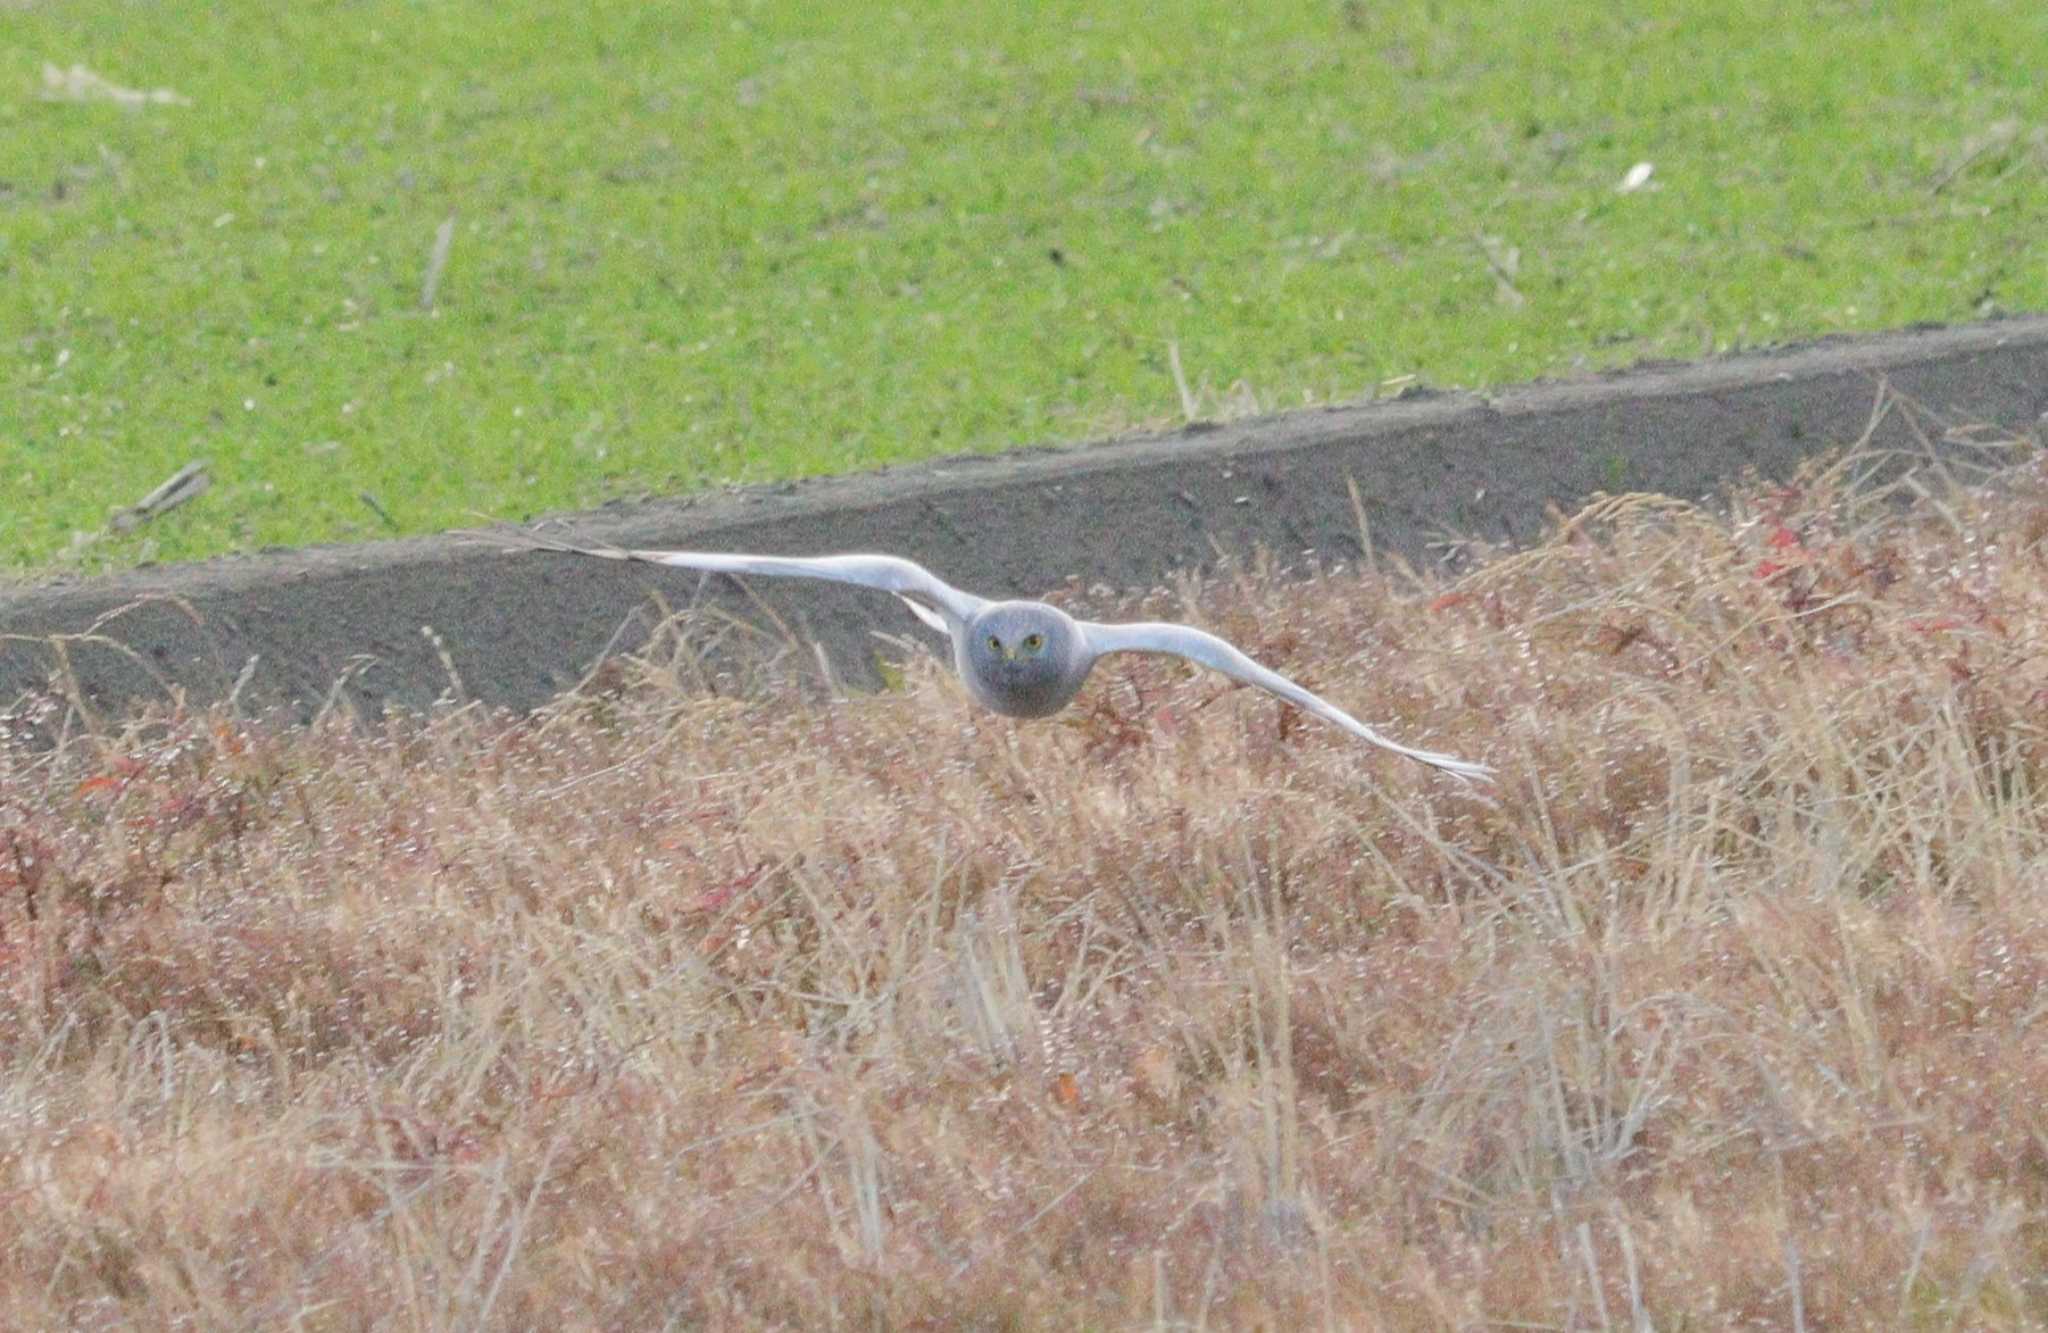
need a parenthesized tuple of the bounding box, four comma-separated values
(4, 317, 2045, 725)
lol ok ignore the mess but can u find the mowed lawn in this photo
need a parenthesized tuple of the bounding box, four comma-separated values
(5, 0, 2045, 570)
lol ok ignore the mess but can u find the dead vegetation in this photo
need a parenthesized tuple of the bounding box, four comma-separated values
(3, 442, 2046, 1329)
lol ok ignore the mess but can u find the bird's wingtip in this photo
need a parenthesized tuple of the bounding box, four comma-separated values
(1411, 749, 1494, 784)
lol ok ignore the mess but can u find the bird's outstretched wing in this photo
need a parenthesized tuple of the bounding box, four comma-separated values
(1078, 620, 1492, 782)
(479, 530, 987, 632)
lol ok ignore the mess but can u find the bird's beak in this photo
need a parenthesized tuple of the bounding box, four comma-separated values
(1000, 645, 1017, 661)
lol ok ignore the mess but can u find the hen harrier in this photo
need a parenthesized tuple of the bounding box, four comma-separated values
(499, 536, 1491, 782)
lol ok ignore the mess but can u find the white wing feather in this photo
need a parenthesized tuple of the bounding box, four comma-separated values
(1078, 620, 1492, 782)
(894, 595, 953, 635)
(491, 532, 986, 632)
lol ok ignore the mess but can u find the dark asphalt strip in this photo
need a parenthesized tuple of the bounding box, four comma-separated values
(4, 317, 2044, 727)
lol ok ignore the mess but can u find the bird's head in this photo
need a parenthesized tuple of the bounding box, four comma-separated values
(961, 601, 1089, 718)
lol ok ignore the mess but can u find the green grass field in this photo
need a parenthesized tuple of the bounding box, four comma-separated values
(5, 0, 2044, 572)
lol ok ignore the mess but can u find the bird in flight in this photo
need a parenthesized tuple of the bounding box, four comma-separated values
(494, 535, 1492, 782)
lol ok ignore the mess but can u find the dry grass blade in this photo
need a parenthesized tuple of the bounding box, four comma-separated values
(3, 437, 2046, 1325)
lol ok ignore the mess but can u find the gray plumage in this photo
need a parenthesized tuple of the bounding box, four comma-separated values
(501, 536, 1492, 782)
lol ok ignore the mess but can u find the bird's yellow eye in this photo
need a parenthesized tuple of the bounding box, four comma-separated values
(1022, 633, 1044, 653)
(987, 634, 1002, 652)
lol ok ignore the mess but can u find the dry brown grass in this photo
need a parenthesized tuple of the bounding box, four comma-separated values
(4, 444, 2048, 1330)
